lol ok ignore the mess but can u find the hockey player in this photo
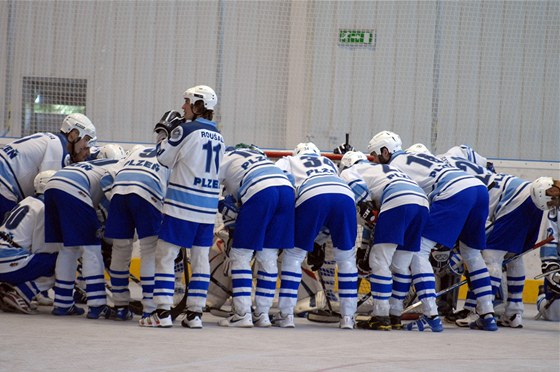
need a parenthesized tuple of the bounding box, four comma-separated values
(146, 85, 224, 329)
(104, 138, 170, 322)
(368, 131, 496, 331)
(0, 170, 58, 314)
(216, 144, 295, 327)
(43, 149, 124, 318)
(274, 142, 358, 329)
(537, 206, 560, 321)
(339, 151, 429, 330)
(437, 146, 555, 328)
(0, 113, 96, 220)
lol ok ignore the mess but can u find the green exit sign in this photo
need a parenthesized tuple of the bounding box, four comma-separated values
(338, 29, 375, 47)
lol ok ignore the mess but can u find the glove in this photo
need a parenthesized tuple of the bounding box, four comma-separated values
(307, 242, 326, 271)
(357, 201, 379, 229)
(218, 195, 239, 228)
(333, 143, 355, 155)
(153, 110, 184, 141)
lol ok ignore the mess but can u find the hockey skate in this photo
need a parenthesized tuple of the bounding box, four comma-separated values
(139, 309, 172, 328)
(356, 315, 391, 331)
(339, 315, 355, 329)
(469, 313, 498, 331)
(52, 304, 85, 316)
(405, 315, 444, 332)
(218, 312, 253, 327)
(1, 285, 35, 314)
(252, 312, 272, 327)
(497, 313, 523, 328)
(271, 312, 295, 328)
(112, 306, 134, 321)
(34, 291, 54, 306)
(444, 308, 471, 323)
(455, 310, 479, 327)
(181, 311, 203, 328)
(87, 304, 112, 319)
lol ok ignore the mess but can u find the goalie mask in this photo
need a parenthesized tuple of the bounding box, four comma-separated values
(293, 142, 320, 156)
(531, 177, 554, 210)
(367, 131, 402, 155)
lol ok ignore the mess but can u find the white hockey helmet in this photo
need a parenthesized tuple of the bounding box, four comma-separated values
(34, 170, 57, 195)
(98, 144, 127, 160)
(367, 131, 402, 155)
(293, 142, 320, 156)
(340, 151, 368, 171)
(60, 113, 96, 144)
(183, 85, 218, 110)
(406, 143, 431, 155)
(530, 177, 554, 210)
(126, 144, 147, 156)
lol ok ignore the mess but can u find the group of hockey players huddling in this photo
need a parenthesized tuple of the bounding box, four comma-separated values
(1, 85, 559, 332)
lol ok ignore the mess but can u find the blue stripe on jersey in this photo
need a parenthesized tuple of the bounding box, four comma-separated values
(0, 247, 29, 260)
(382, 180, 426, 204)
(239, 166, 287, 199)
(495, 179, 529, 216)
(298, 175, 348, 197)
(99, 174, 114, 194)
(347, 179, 369, 203)
(114, 169, 164, 198)
(51, 169, 91, 195)
(431, 171, 473, 197)
(0, 156, 23, 198)
(166, 186, 219, 209)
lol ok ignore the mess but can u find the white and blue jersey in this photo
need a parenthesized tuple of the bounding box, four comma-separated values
(0, 195, 58, 303)
(389, 150, 488, 249)
(0, 133, 70, 218)
(390, 150, 483, 202)
(340, 161, 429, 252)
(276, 153, 354, 206)
(220, 148, 294, 203)
(157, 119, 224, 226)
(104, 147, 170, 240)
(219, 148, 294, 250)
(276, 153, 356, 251)
(44, 159, 122, 246)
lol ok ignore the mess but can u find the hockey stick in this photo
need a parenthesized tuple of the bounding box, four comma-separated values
(534, 294, 559, 320)
(403, 236, 555, 314)
(170, 248, 190, 320)
(534, 267, 560, 280)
